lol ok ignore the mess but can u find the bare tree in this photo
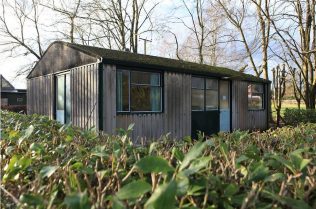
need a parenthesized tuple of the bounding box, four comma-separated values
(216, 0, 272, 79)
(41, 0, 84, 43)
(272, 64, 286, 126)
(87, 0, 160, 53)
(0, 0, 45, 75)
(253, 0, 316, 109)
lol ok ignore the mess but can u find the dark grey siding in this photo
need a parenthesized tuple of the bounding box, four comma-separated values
(27, 63, 99, 129)
(103, 64, 191, 140)
(71, 63, 99, 129)
(102, 64, 117, 134)
(28, 42, 98, 78)
(27, 75, 54, 118)
(231, 80, 268, 131)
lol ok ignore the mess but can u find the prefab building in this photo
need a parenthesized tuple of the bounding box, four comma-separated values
(27, 41, 270, 139)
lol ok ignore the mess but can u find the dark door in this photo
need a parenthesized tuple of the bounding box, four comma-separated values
(191, 77, 219, 138)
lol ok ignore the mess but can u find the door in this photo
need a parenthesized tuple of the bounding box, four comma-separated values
(56, 73, 71, 124)
(219, 80, 230, 132)
(191, 77, 219, 138)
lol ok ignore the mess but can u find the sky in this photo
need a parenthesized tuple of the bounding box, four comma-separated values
(0, 0, 178, 89)
(0, 0, 279, 89)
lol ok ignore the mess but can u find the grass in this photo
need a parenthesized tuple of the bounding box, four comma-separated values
(271, 100, 305, 121)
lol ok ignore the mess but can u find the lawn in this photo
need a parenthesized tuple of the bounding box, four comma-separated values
(271, 100, 305, 121)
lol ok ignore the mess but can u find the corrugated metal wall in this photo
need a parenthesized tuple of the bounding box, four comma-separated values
(27, 75, 54, 118)
(71, 63, 99, 129)
(231, 80, 268, 131)
(103, 64, 192, 140)
(27, 63, 99, 129)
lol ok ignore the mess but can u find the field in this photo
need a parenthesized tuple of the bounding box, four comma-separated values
(1, 111, 316, 209)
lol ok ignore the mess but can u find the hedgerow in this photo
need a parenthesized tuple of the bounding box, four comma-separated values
(1, 111, 315, 209)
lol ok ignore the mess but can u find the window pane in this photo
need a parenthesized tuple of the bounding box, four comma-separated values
(248, 93, 263, 109)
(56, 75, 65, 124)
(220, 81, 229, 109)
(65, 74, 71, 124)
(1, 98, 8, 106)
(117, 71, 130, 111)
(192, 89, 204, 110)
(206, 79, 218, 90)
(249, 84, 263, 93)
(192, 77, 204, 89)
(131, 86, 161, 111)
(131, 71, 160, 86)
(206, 90, 218, 110)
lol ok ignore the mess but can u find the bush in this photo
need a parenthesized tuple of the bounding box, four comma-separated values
(1, 111, 316, 209)
(284, 108, 316, 125)
(1, 105, 27, 114)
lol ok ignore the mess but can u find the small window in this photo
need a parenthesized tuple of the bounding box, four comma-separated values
(248, 83, 264, 110)
(117, 70, 162, 113)
(1, 98, 8, 106)
(205, 79, 218, 110)
(17, 98, 23, 102)
(192, 77, 218, 111)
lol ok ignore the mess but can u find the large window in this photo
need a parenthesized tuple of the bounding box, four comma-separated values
(248, 83, 264, 110)
(56, 73, 71, 124)
(117, 70, 162, 113)
(192, 77, 218, 111)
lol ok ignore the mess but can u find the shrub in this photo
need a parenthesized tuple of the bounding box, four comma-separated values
(1, 111, 316, 209)
(1, 105, 27, 114)
(283, 108, 316, 125)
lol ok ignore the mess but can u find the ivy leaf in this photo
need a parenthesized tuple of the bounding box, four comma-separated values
(135, 156, 174, 174)
(117, 180, 151, 200)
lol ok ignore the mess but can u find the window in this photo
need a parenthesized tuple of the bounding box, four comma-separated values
(56, 73, 71, 124)
(192, 77, 218, 111)
(1, 98, 8, 106)
(248, 83, 264, 110)
(117, 70, 162, 113)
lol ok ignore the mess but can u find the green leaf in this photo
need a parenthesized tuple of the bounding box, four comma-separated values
(299, 159, 311, 171)
(248, 163, 269, 182)
(40, 166, 59, 178)
(117, 180, 151, 200)
(127, 123, 135, 132)
(135, 156, 174, 174)
(224, 184, 238, 197)
(180, 141, 207, 171)
(19, 193, 44, 206)
(264, 173, 285, 183)
(172, 147, 184, 162)
(145, 181, 177, 209)
(183, 156, 212, 176)
(91, 145, 108, 158)
(63, 191, 91, 209)
(271, 155, 295, 174)
(18, 125, 34, 145)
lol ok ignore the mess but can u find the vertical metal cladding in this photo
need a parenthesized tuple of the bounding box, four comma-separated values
(27, 63, 99, 129)
(113, 68, 192, 141)
(70, 63, 99, 130)
(231, 80, 268, 131)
